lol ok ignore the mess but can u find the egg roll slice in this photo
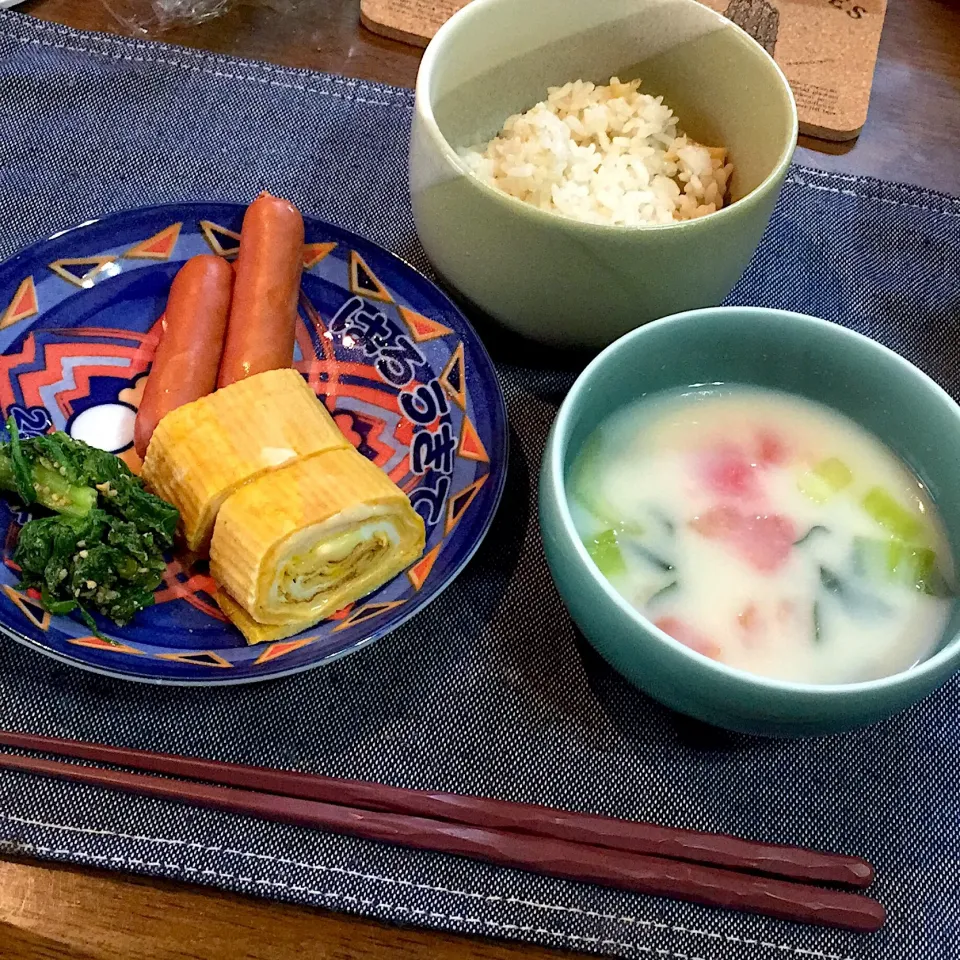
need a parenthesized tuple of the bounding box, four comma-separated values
(215, 590, 308, 644)
(210, 448, 425, 640)
(142, 369, 349, 554)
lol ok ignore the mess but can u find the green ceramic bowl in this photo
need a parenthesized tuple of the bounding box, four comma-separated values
(410, 0, 798, 349)
(539, 307, 960, 736)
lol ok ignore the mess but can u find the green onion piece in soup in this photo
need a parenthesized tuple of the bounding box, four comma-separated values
(569, 435, 645, 534)
(853, 537, 952, 597)
(569, 435, 615, 523)
(584, 529, 626, 578)
(797, 457, 853, 504)
(861, 488, 925, 542)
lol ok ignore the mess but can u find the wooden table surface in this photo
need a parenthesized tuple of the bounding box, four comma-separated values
(4, 0, 960, 957)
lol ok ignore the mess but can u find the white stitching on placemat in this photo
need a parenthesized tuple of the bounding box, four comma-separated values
(1, 33, 405, 109)
(784, 175, 960, 218)
(0, 812, 857, 960)
(4, 16, 413, 98)
(8, 839, 862, 960)
(0, 29, 960, 218)
(4, 24, 960, 222)
(791, 166, 960, 204)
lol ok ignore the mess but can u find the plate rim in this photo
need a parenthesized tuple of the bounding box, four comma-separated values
(0, 201, 509, 685)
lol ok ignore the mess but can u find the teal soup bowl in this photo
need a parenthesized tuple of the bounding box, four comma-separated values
(411, 0, 797, 349)
(539, 307, 960, 736)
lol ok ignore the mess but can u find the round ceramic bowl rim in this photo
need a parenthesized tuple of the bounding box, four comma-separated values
(547, 305, 960, 698)
(415, 0, 799, 236)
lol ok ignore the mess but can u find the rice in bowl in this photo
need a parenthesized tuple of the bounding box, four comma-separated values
(459, 77, 734, 227)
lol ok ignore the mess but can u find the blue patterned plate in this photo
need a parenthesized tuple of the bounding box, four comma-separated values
(0, 204, 507, 684)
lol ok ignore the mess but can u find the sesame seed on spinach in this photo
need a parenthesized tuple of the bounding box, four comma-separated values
(1, 418, 179, 633)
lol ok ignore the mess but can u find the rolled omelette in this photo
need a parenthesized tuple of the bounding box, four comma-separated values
(142, 369, 350, 553)
(210, 448, 426, 644)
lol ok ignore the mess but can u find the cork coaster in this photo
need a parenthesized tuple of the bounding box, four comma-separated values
(358, 0, 887, 141)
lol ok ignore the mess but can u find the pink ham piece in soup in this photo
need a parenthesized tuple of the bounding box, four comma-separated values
(654, 617, 722, 660)
(697, 444, 761, 499)
(755, 429, 789, 467)
(697, 430, 790, 500)
(690, 505, 797, 573)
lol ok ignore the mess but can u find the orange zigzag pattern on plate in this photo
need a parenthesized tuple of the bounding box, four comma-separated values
(15, 341, 147, 420)
(388, 453, 411, 485)
(154, 559, 228, 622)
(324, 373, 403, 415)
(132, 316, 165, 371)
(0, 335, 37, 411)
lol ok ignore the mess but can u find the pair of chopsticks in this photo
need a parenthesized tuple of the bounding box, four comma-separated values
(0, 731, 884, 932)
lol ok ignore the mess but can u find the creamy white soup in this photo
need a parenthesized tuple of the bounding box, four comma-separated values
(569, 387, 955, 684)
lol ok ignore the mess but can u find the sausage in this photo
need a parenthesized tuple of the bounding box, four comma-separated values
(217, 192, 304, 388)
(134, 255, 233, 459)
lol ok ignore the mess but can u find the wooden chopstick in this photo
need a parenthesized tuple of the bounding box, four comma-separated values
(0, 731, 873, 888)
(0, 749, 885, 932)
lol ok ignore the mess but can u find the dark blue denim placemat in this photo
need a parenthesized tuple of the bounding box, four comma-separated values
(1, 11, 959, 960)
